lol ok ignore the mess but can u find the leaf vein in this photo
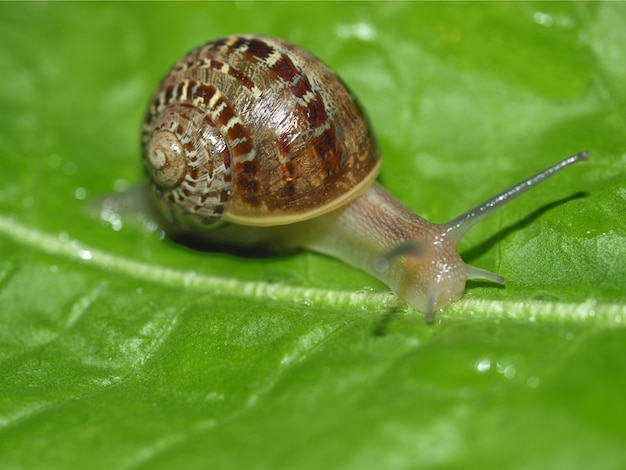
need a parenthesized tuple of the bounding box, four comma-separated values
(0, 215, 623, 325)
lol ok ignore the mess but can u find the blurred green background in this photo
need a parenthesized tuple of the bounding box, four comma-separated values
(0, 2, 625, 469)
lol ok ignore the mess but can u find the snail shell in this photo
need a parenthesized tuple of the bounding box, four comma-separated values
(142, 34, 380, 230)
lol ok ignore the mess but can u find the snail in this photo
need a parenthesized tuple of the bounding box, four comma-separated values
(141, 34, 588, 322)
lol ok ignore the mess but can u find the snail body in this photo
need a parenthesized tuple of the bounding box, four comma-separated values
(142, 34, 588, 321)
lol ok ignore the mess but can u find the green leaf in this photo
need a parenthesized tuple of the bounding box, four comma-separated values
(1, 2, 625, 469)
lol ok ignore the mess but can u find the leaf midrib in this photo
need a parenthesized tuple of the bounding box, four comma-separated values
(0, 214, 622, 325)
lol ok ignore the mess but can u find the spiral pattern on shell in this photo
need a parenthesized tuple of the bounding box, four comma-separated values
(142, 35, 381, 229)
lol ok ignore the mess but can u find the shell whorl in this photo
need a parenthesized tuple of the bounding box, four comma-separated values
(142, 35, 381, 230)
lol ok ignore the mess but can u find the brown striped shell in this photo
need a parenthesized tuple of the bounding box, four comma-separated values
(142, 34, 381, 230)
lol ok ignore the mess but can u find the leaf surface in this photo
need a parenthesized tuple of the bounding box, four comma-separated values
(0, 3, 625, 469)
